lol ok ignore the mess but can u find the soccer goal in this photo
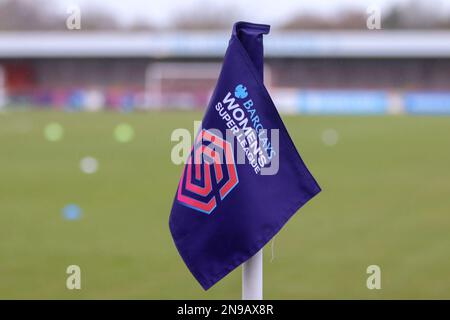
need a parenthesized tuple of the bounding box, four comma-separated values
(145, 62, 222, 110)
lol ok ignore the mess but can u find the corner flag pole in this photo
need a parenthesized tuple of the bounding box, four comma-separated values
(242, 249, 263, 300)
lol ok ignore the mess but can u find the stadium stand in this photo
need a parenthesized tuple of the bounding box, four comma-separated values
(1, 31, 450, 114)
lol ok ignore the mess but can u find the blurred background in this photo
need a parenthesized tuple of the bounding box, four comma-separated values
(0, 0, 450, 299)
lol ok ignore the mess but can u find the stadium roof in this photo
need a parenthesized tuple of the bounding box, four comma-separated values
(1, 31, 450, 58)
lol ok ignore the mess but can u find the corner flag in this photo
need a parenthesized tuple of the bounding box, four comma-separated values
(169, 21, 321, 290)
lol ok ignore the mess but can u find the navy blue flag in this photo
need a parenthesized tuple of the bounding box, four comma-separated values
(169, 21, 321, 290)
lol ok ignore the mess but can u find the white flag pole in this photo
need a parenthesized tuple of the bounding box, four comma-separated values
(242, 249, 263, 300)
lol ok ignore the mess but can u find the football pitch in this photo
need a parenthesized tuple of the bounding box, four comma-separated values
(0, 110, 449, 299)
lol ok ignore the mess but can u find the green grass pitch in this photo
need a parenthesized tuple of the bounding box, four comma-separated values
(0, 110, 449, 299)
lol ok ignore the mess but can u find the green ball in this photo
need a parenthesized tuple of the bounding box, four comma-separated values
(44, 123, 64, 142)
(114, 123, 135, 143)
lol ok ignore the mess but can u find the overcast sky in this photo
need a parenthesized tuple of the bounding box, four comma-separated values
(53, 0, 443, 27)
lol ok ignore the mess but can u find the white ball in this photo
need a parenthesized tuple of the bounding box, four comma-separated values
(321, 129, 339, 146)
(80, 156, 99, 174)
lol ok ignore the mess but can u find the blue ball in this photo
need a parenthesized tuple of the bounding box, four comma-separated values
(62, 204, 82, 220)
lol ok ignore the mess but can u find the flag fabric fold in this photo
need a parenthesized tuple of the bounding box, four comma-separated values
(169, 21, 321, 290)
